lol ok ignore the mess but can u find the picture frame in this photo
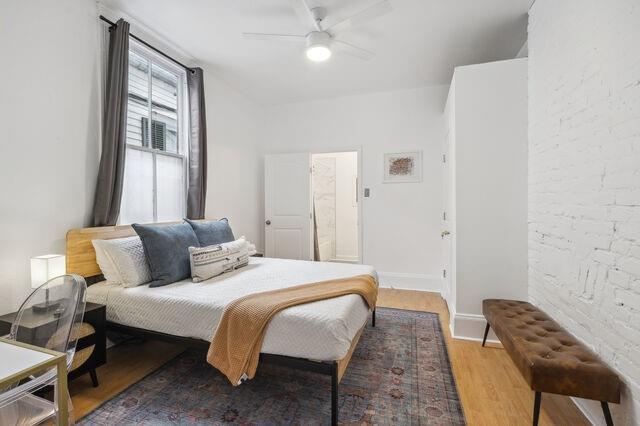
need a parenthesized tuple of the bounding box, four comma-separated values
(383, 151, 422, 183)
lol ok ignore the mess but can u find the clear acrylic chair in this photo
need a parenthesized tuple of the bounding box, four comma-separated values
(0, 274, 87, 425)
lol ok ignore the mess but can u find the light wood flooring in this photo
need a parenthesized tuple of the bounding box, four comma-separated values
(69, 289, 589, 425)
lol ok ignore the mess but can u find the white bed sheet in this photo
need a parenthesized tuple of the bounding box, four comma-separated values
(86, 257, 376, 361)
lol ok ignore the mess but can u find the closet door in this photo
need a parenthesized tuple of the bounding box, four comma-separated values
(441, 131, 453, 305)
(264, 153, 312, 260)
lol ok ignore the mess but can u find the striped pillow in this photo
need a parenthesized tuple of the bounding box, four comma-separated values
(189, 237, 249, 283)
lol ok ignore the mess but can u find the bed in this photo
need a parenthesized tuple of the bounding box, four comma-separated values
(66, 224, 377, 425)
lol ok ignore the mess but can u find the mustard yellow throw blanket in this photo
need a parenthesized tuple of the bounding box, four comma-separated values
(207, 274, 378, 385)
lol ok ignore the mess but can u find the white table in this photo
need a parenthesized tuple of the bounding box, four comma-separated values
(0, 338, 68, 425)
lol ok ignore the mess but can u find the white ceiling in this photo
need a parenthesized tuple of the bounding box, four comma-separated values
(102, 0, 531, 105)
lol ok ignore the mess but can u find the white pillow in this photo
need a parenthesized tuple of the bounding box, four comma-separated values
(92, 240, 119, 283)
(243, 236, 257, 257)
(189, 237, 250, 283)
(92, 236, 151, 287)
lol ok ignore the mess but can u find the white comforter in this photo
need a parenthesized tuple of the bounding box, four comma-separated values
(86, 257, 376, 361)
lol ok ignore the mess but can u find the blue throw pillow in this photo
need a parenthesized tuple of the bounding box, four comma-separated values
(132, 222, 200, 287)
(185, 218, 235, 246)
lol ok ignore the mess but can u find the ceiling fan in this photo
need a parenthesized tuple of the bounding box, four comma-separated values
(242, 0, 393, 62)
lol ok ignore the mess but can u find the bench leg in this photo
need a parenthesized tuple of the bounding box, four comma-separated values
(532, 391, 542, 426)
(482, 322, 490, 347)
(601, 401, 613, 426)
(372, 308, 376, 327)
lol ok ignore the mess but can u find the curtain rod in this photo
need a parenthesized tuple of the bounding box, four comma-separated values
(99, 15, 195, 74)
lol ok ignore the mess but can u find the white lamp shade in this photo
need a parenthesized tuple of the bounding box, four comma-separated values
(30, 254, 66, 289)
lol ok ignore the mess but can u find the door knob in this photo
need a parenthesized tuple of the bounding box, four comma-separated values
(441, 230, 450, 238)
(265, 220, 271, 225)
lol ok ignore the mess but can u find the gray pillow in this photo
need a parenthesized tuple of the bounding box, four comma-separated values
(185, 218, 235, 246)
(132, 222, 200, 287)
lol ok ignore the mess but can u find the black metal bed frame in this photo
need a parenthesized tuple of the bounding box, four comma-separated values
(106, 308, 376, 425)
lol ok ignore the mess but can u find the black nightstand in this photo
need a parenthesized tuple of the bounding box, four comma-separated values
(0, 302, 106, 387)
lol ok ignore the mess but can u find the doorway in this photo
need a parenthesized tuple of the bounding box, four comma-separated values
(311, 151, 359, 263)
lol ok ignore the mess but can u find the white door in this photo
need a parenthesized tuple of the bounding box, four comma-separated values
(442, 133, 453, 303)
(264, 153, 312, 260)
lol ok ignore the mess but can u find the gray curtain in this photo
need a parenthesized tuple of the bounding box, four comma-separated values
(92, 19, 129, 226)
(186, 67, 208, 219)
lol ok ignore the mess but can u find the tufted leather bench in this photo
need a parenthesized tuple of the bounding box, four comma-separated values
(482, 299, 621, 426)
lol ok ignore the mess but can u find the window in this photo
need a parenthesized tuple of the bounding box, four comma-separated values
(119, 42, 188, 224)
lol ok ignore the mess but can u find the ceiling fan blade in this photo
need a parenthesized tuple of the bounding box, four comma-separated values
(334, 40, 375, 61)
(289, 0, 321, 31)
(326, 0, 393, 34)
(242, 32, 306, 42)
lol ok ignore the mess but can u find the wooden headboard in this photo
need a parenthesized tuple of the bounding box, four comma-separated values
(66, 224, 138, 278)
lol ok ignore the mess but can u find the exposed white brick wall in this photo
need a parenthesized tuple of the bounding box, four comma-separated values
(529, 0, 640, 424)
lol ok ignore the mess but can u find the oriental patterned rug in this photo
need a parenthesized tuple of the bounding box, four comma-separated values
(80, 308, 465, 425)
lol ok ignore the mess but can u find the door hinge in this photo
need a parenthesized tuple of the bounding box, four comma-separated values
(442, 154, 446, 163)
(443, 211, 447, 221)
(443, 269, 447, 278)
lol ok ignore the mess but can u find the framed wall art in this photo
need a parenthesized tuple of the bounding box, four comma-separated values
(383, 151, 422, 183)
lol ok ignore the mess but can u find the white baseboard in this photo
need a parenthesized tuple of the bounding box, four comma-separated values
(378, 272, 442, 293)
(451, 312, 500, 343)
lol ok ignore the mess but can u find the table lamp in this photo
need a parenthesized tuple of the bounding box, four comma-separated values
(30, 254, 65, 312)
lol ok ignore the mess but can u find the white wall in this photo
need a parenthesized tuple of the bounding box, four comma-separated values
(529, 0, 640, 423)
(203, 72, 263, 251)
(446, 59, 529, 340)
(0, 0, 101, 314)
(263, 86, 448, 291)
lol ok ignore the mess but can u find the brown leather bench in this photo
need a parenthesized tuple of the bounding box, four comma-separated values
(482, 299, 621, 426)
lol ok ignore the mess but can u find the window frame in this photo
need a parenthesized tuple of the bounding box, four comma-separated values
(122, 39, 190, 224)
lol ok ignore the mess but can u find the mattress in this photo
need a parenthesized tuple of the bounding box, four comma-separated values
(86, 257, 377, 361)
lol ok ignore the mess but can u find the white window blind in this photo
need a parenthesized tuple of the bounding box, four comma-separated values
(119, 42, 188, 224)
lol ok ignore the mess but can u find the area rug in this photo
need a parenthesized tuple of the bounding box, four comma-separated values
(80, 308, 465, 425)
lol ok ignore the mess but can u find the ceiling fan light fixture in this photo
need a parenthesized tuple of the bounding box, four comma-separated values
(242, 0, 391, 63)
(306, 45, 332, 62)
(306, 31, 332, 62)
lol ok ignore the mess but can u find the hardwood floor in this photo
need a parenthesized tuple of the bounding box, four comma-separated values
(69, 289, 589, 425)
